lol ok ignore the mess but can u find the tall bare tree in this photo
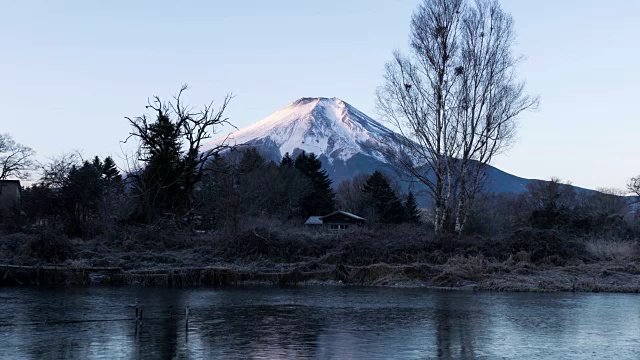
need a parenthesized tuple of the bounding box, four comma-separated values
(451, 0, 538, 234)
(0, 133, 35, 180)
(377, 0, 464, 235)
(377, 0, 537, 235)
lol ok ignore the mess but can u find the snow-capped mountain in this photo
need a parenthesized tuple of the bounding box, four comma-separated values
(205, 97, 393, 164)
(203, 97, 538, 199)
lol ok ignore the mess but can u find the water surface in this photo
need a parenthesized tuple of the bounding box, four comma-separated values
(1, 286, 638, 359)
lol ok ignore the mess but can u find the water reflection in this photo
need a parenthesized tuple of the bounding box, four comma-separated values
(1, 287, 639, 359)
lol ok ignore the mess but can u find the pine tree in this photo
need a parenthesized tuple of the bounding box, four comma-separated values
(276, 163, 312, 218)
(404, 191, 421, 223)
(101, 156, 122, 186)
(137, 112, 184, 220)
(238, 147, 265, 174)
(363, 171, 405, 224)
(294, 151, 334, 216)
(280, 152, 294, 168)
(92, 156, 103, 172)
(61, 160, 105, 235)
(198, 154, 235, 229)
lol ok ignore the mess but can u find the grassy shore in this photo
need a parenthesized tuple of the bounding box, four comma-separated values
(1, 225, 639, 292)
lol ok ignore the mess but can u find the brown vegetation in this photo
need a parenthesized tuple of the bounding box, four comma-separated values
(2, 223, 640, 292)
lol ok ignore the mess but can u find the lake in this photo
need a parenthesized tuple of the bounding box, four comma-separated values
(0, 286, 639, 359)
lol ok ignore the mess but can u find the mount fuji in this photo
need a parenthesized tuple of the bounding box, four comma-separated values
(203, 97, 537, 198)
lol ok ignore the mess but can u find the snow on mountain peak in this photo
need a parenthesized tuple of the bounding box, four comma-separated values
(204, 97, 394, 163)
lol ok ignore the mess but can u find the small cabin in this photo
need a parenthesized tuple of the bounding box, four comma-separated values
(0, 180, 21, 208)
(0, 180, 21, 218)
(304, 210, 366, 231)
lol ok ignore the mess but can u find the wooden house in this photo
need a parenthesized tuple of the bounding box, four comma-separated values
(304, 210, 366, 231)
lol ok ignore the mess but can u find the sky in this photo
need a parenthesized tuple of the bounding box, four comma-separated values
(1, 0, 639, 190)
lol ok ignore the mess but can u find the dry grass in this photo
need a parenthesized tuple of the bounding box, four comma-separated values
(3, 223, 640, 292)
(431, 255, 488, 286)
(585, 239, 639, 262)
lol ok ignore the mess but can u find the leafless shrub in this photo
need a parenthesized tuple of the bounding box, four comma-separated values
(19, 228, 73, 264)
(40, 151, 82, 188)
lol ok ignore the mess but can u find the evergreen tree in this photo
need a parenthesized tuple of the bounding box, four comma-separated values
(61, 160, 105, 235)
(198, 154, 237, 229)
(92, 156, 103, 172)
(101, 156, 122, 186)
(363, 171, 405, 224)
(276, 162, 312, 218)
(21, 183, 59, 221)
(237, 149, 268, 217)
(238, 147, 265, 174)
(280, 152, 293, 168)
(294, 151, 334, 216)
(404, 191, 421, 223)
(136, 112, 184, 220)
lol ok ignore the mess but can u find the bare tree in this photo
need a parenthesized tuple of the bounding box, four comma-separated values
(124, 85, 234, 222)
(451, 0, 539, 234)
(628, 176, 640, 199)
(585, 187, 628, 216)
(377, 0, 537, 235)
(377, 0, 464, 235)
(40, 151, 83, 188)
(335, 173, 370, 215)
(0, 133, 35, 180)
(524, 177, 576, 213)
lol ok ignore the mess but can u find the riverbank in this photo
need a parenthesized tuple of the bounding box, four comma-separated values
(3, 260, 640, 293)
(2, 225, 639, 292)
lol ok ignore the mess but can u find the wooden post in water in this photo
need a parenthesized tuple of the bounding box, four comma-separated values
(134, 306, 139, 335)
(185, 306, 189, 331)
(138, 308, 143, 327)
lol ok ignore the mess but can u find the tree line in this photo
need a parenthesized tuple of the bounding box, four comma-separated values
(2, 0, 640, 239)
(1, 84, 424, 238)
(467, 178, 639, 238)
(13, 149, 423, 237)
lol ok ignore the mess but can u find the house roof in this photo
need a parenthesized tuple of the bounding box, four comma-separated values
(0, 180, 21, 191)
(320, 210, 366, 221)
(304, 216, 324, 225)
(0, 180, 21, 185)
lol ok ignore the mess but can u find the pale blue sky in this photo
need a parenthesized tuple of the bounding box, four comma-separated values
(1, 0, 639, 190)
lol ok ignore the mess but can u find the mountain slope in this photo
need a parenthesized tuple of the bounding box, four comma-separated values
(203, 97, 539, 199)
(204, 97, 393, 164)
